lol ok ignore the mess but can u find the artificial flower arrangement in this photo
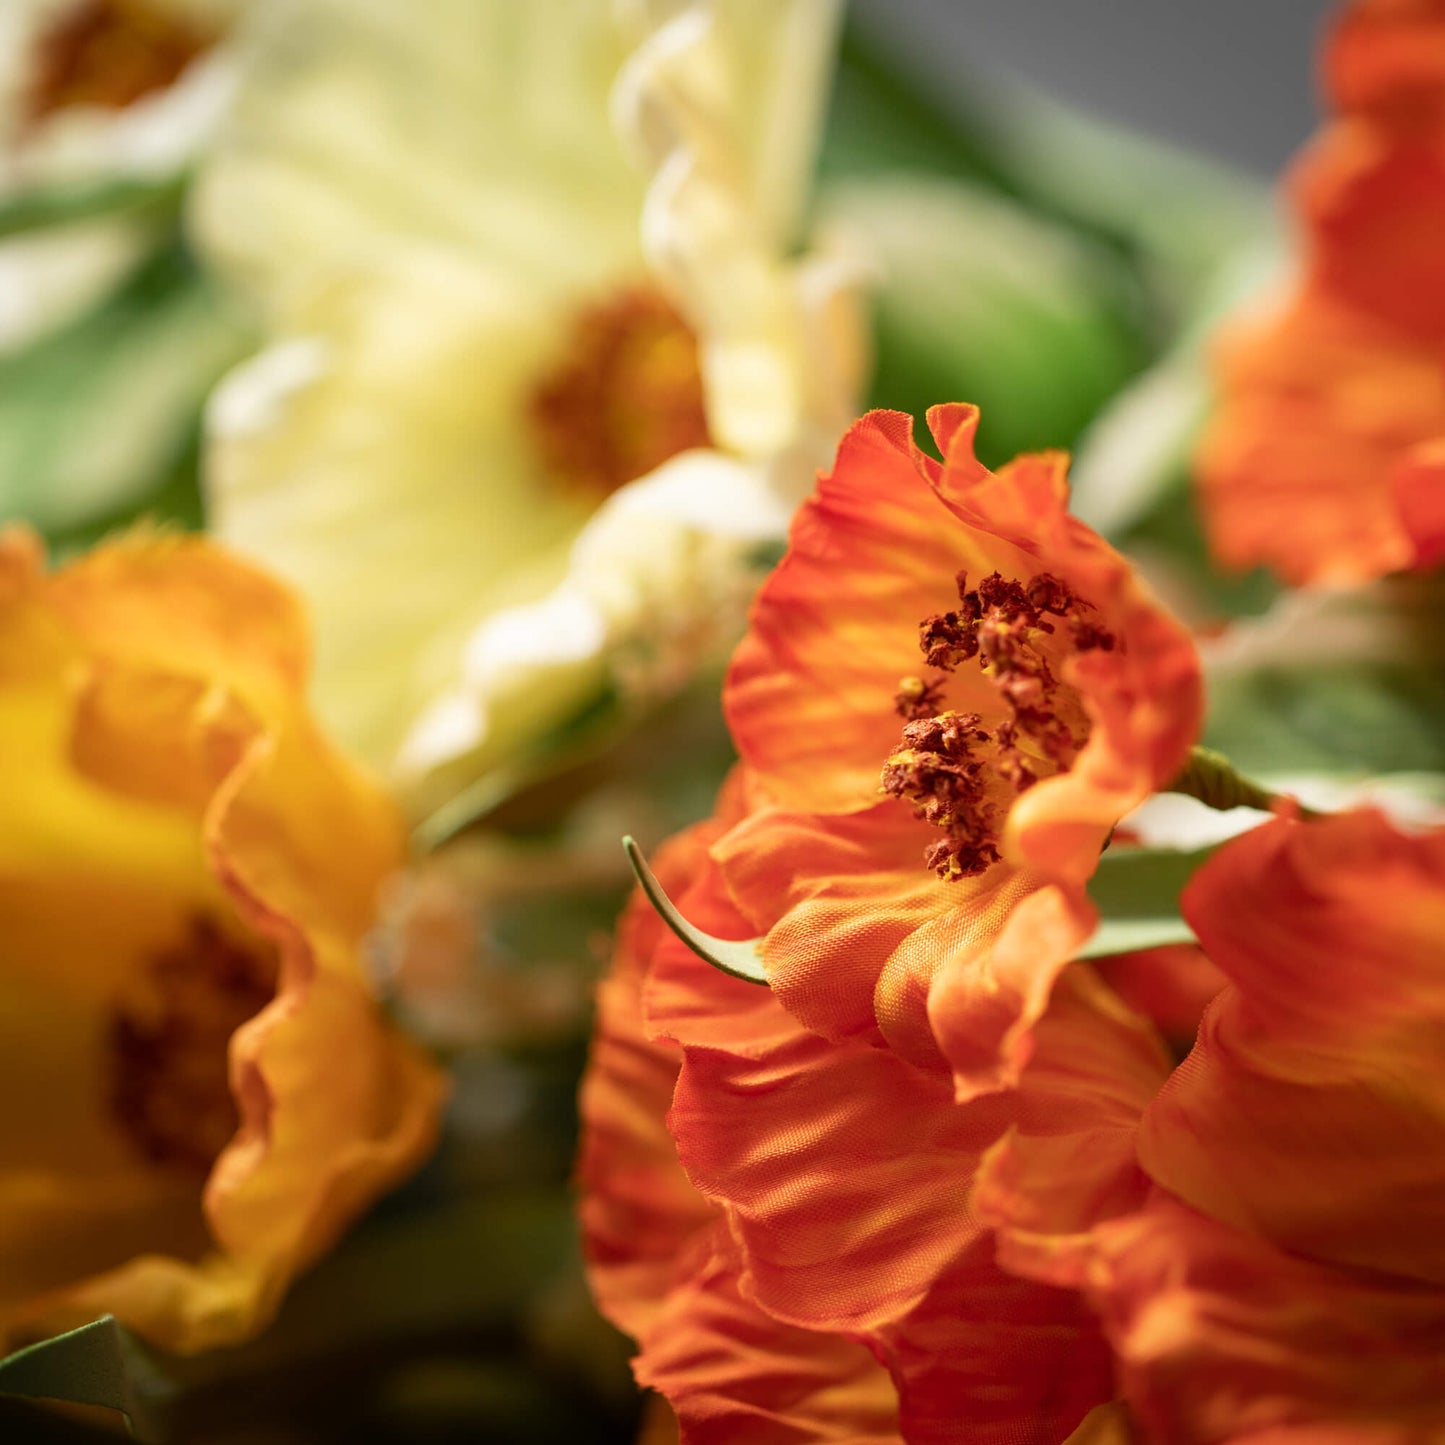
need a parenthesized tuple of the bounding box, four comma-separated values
(1, 0, 1442, 1442)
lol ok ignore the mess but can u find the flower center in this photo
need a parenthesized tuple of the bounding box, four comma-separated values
(108, 914, 277, 1175)
(527, 284, 713, 500)
(881, 570, 1116, 880)
(23, 0, 214, 127)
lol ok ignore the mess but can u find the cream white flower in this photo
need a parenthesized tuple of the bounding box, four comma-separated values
(194, 0, 863, 820)
(0, 0, 239, 352)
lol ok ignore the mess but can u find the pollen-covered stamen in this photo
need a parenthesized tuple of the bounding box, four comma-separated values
(881, 711, 1003, 879)
(882, 568, 1118, 880)
(527, 283, 712, 500)
(23, 0, 215, 127)
(893, 673, 946, 720)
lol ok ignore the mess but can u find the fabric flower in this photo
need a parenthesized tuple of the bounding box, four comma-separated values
(0, 0, 239, 352)
(977, 808, 1445, 1442)
(579, 772, 1175, 1443)
(1194, 0, 1445, 585)
(716, 403, 1201, 1094)
(0, 525, 444, 1354)
(192, 0, 862, 814)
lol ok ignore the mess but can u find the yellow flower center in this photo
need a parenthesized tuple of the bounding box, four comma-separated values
(881, 570, 1115, 880)
(23, 0, 214, 126)
(108, 914, 277, 1175)
(527, 284, 713, 500)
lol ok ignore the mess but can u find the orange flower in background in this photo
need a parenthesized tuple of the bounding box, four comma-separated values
(0, 526, 444, 1355)
(579, 776, 1174, 1444)
(1195, 0, 1445, 585)
(717, 403, 1200, 1094)
(978, 809, 1445, 1441)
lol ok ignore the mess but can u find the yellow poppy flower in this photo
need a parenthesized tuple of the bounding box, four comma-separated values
(0, 524, 444, 1354)
(192, 0, 863, 816)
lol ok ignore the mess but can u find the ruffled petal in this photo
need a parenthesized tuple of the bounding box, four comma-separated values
(579, 797, 902, 1443)
(714, 801, 980, 1059)
(578, 821, 721, 1344)
(649, 866, 1137, 1444)
(1077, 1195, 1445, 1445)
(637, 1227, 901, 1445)
(0, 529, 444, 1353)
(1139, 809, 1445, 1286)
(725, 408, 991, 812)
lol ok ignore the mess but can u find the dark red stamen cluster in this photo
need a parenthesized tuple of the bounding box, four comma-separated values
(881, 570, 1116, 880)
(109, 915, 277, 1174)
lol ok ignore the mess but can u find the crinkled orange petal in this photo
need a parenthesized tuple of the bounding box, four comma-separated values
(714, 801, 1011, 1067)
(1092, 944, 1228, 1052)
(1138, 810, 1445, 1287)
(1079, 1194, 1445, 1445)
(724, 408, 993, 814)
(979, 808, 1445, 1440)
(638, 1226, 902, 1445)
(646, 856, 1144, 1445)
(579, 807, 903, 1444)
(579, 820, 725, 1345)
(969, 964, 1170, 1290)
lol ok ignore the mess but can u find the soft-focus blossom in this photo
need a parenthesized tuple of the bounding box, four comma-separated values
(193, 0, 862, 813)
(1195, 0, 1445, 586)
(579, 774, 1175, 1443)
(716, 403, 1201, 1094)
(978, 809, 1445, 1442)
(0, 0, 239, 353)
(0, 525, 443, 1354)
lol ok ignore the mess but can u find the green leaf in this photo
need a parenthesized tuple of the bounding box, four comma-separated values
(0, 174, 187, 240)
(623, 836, 768, 984)
(1081, 844, 1214, 959)
(0, 1316, 160, 1441)
(1206, 663, 1445, 779)
(0, 239, 252, 547)
(819, 22, 1020, 193)
(823, 175, 1150, 468)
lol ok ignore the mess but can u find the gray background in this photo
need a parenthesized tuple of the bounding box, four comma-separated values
(856, 0, 1338, 175)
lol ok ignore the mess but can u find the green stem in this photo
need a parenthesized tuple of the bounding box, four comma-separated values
(1164, 746, 1321, 818)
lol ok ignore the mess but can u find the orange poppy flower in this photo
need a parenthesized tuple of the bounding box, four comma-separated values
(0, 526, 444, 1354)
(977, 809, 1445, 1441)
(716, 404, 1200, 1094)
(580, 771, 1175, 1444)
(1195, 0, 1445, 586)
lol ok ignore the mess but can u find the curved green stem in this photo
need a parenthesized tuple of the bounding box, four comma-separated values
(1165, 746, 1321, 818)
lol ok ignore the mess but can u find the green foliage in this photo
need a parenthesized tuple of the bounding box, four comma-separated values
(1081, 843, 1213, 958)
(0, 239, 251, 550)
(826, 176, 1150, 467)
(0, 1316, 158, 1440)
(0, 175, 185, 241)
(1207, 664, 1445, 779)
